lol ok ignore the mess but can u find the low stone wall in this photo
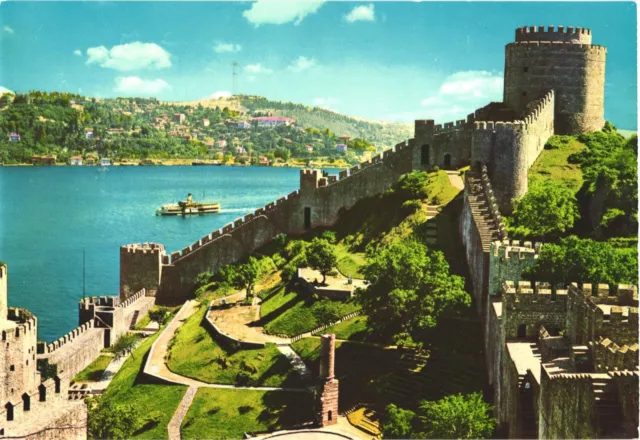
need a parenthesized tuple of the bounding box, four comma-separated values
(203, 300, 267, 350)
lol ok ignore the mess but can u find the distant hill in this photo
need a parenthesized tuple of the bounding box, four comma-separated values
(175, 95, 414, 149)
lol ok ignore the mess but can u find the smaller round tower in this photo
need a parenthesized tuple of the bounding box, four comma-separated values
(504, 25, 606, 134)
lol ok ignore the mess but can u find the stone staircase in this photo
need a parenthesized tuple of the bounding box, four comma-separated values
(465, 173, 502, 251)
(593, 380, 623, 438)
(517, 373, 537, 438)
(129, 310, 140, 329)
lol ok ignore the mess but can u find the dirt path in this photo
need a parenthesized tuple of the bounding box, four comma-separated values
(446, 170, 464, 190)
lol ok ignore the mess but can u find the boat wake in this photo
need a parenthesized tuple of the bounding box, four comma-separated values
(219, 208, 257, 214)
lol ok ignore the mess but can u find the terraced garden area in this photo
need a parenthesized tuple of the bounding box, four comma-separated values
(181, 388, 314, 439)
(166, 302, 303, 387)
(528, 135, 585, 193)
(259, 281, 361, 337)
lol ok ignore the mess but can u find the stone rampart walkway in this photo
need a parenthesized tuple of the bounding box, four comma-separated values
(446, 170, 465, 190)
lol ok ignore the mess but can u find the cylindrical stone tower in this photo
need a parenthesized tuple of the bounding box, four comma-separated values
(504, 25, 606, 134)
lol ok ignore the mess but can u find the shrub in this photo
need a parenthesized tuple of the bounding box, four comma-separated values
(402, 199, 422, 214)
(321, 230, 337, 244)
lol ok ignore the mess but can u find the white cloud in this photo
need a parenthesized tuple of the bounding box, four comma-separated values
(247, 75, 257, 82)
(243, 1, 325, 26)
(73, 49, 82, 56)
(344, 4, 375, 23)
(214, 42, 242, 53)
(420, 71, 503, 121)
(114, 77, 170, 96)
(0, 86, 14, 95)
(205, 90, 232, 100)
(3, 25, 14, 34)
(86, 42, 171, 71)
(313, 97, 339, 108)
(245, 63, 272, 74)
(288, 56, 316, 72)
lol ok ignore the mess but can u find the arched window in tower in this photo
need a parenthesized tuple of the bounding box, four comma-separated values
(54, 376, 61, 394)
(5, 403, 13, 421)
(443, 154, 452, 168)
(328, 410, 333, 421)
(421, 144, 430, 165)
(22, 393, 30, 412)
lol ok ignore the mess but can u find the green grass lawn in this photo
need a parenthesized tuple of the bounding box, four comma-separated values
(529, 136, 585, 193)
(322, 315, 372, 342)
(181, 388, 314, 439)
(101, 331, 187, 439)
(73, 354, 113, 382)
(259, 282, 299, 321)
(335, 243, 366, 278)
(263, 288, 361, 337)
(166, 303, 303, 387)
(425, 170, 461, 206)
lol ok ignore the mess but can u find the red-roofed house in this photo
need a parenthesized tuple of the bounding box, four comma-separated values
(8, 133, 20, 142)
(70, 155, 83, 166)
(305, 145, 314, 152)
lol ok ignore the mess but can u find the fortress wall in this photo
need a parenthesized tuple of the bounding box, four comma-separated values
(413, 119, 472, 169)
(610, 371, 640, 431)
(502, 281, 569, 339)
(593, 338, 638, 372)
(489, 240, 542, 297)
(120, 243, 165, 299)
(538, 371, 598, 439)
(504, 41, 606, 134)
(119, 288, 155, 330)
(36, 326, 105, 383)
(515, 25, 592, 44)
(486, 300, 503, 390)
(148, 142, 414, 304)
(0, 308, 38, 404)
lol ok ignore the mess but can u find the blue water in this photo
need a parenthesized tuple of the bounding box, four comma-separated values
(0, 166, 327, 342)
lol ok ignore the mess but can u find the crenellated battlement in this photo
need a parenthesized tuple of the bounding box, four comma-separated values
(432, 119, 468, 135)
(492, 239, 543, 260)
(473, 120, 527, 133)
(121, 242, 165, 255)
(36, 320, 95, 355)
(593, 337, 639, 372)
(119, 288, 146, 309)
(79, 295, 119, 310)
(502, 280, 569, 303)
(480, 166, 508, 239)
(515, 25, 592, 44)
(521, 90, 555, 127)
(1, 307, 38, 342)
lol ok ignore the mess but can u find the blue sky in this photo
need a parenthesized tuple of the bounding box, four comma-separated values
(0, 1, 637, 129)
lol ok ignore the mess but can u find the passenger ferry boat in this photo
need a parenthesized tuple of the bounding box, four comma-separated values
(156, 193, 221, 216)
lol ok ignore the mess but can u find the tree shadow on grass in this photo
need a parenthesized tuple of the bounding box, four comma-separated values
(257, 391, 315, 431)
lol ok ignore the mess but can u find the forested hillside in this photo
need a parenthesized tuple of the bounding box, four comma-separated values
(0, 91, 407, 165)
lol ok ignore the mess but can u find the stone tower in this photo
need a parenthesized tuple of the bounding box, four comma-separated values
(316, 333, 339, 427)
(0, 264, 39, 405)
(504, 25, 606, 134)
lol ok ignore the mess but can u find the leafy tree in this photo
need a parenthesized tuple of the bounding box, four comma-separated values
(382, 403, 416, 439)
(87, 396, 144, 440)
(396, 171, 429, 200)
(148, 306, 171, 326)
(359, 239, 469, 346)
(524, 236, 638, 286)
(511, 182, 579, 239)
(233, 256, 261, 297)
(306, 238, 338, 284)
(415, 393, 496, 439)
(110, 333, 140, 360)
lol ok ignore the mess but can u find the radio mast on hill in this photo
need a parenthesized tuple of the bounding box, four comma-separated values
(232, 61, 238, 96)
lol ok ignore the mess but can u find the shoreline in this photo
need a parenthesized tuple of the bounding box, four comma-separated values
(0, 159, 353, 169)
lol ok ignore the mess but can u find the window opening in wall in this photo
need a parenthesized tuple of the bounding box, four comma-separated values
(517, 324, 527, 339)
(421, 144, 430, 165)
(9, 365, 14, 372)
(304, 207, 311, 229)
(443, 154, 452, 168)
(5, 403, 13, 421)
(328, 410, 333, 421)
(523, 66, 529, 73)
(39, 384, 46, 402)
(54, 376, 61, 393)
(22, 393, 30, 412)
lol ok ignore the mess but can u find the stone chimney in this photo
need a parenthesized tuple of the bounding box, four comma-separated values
(317, 334, 339, 426)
